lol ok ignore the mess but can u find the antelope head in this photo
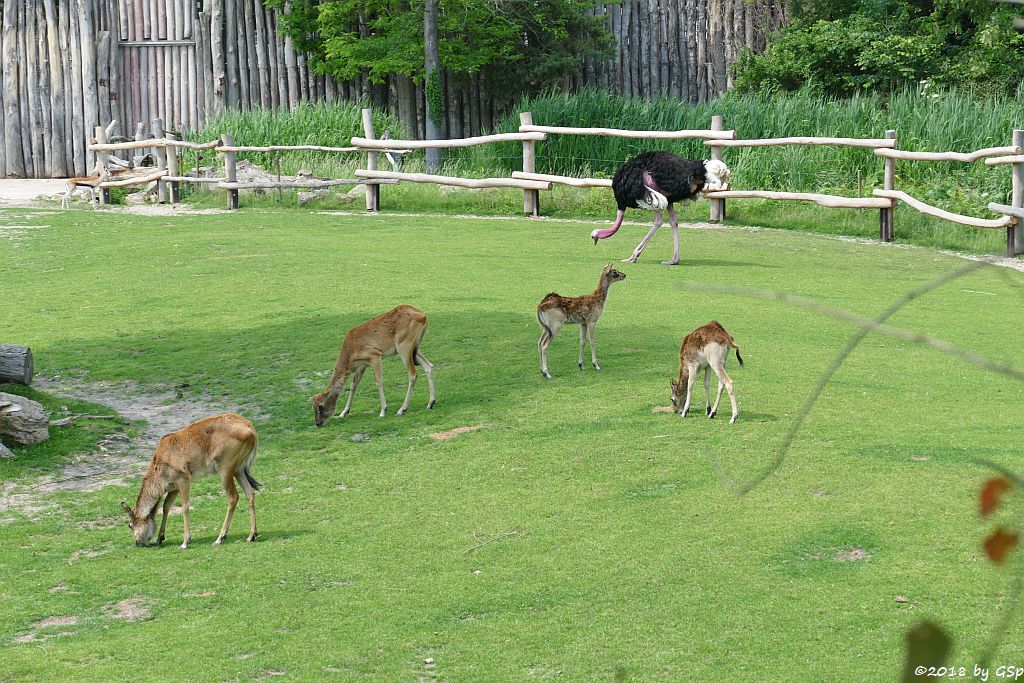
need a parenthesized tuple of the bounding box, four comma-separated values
(121, 501, 156, 546)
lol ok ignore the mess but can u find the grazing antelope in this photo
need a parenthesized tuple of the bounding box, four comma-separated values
(311, 304, 436, 424)
(61, 164, 110, 209)
(121, 413, 260, 549)
(537, 263, 627, 379)
(670, 321, 743, 423)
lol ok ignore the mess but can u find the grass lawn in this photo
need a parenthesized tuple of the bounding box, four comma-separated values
(0, 206, 1022, 680)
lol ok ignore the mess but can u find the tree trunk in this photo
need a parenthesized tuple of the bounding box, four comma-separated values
(423, 0, 442, 170)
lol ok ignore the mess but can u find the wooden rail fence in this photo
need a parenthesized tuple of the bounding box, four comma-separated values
(83, 111, 1024, 257)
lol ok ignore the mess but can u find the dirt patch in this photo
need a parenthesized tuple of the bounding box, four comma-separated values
(0, 377, 259, 519)
(12, 630, 76, 645)
(427, 425, 485, 441)
(33, 615, 79, 628)
(651, 406, 675, 413)
(103, 598, 151, 622)
(834, 548, 869, 562)
(68, 546, 114, 565)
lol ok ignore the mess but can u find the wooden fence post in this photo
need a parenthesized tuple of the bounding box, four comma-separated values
(361, 107, 379, 212)
(93, 124, 111, 204)
(153, 119, 168, 203)
(521, 111, 539, 216)
(222, 132, 238, 209)
(881, 129, 896, 242)
(1012, 129, 1023, 257)
(710, 115, 725, 222)
(166, 131, 180, 204)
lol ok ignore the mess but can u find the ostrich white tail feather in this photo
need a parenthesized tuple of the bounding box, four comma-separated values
(702, 159, 731, 194)
(637, 188, 669, 211)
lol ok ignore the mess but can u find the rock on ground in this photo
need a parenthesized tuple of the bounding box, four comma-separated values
(0, 392, 49, 446)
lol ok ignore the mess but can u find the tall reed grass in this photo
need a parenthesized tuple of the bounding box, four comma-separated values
(187, 88, 1024, 254)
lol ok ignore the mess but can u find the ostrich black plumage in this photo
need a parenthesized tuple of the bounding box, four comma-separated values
(591, 152, 730, 265)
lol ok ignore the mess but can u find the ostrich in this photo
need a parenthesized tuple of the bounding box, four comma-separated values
(591, 152, 731, 265)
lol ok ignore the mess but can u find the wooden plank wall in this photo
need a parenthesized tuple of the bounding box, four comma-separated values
(0, 0, 788, 178)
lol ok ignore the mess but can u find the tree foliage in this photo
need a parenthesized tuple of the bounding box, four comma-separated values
(263, 0, 613, 95)
(733, 0, 1024, 96)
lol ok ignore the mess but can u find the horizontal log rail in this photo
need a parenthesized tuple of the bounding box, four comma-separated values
(706, 136, 897, 149)
(217, 144, 392, 154)
(218, 178, 399, 190)
(518, 124, 736, 140)
(98, 169, 167, 187)
(703, 190, 893, 209)
(987, 202, 1024, 220)
(351, 132, 546, 150)
(161, 175, 224, 184)
(874, 146, 1021, 163)
(164, 139, 222, 150)
(985, 154, 1024, 166)
(873, 190, 1016, 229)
(511, 171, 613, 188)
(89, 138, 173, 151)
(355, 169, 552, 191)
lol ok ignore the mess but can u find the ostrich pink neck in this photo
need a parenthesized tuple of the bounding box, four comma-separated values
(591, 209, 625, 244)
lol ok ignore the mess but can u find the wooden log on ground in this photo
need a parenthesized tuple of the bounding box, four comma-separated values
(875, 146, 1021, 163)
(704, 190, 892, 209)
(519, 123, 735, 140)
(873, 189, 1015, 228)
(0, 345, 33, 385)
(351, 132, 546, 150)
(356, 169, 552, 191)
(511, 171, 612, 188)
(706, 136, 897, 149)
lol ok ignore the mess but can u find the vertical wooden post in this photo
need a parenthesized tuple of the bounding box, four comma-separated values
(1011, 129, 1024, 257)
(710, 115, 725, 222)
(361, 107, 379, 212)
(881, 129, 896, 242)
(520, 112, 539, 216)
(153, 119, 168, 203)
(166, 131, 180, 204)
(93, 125, 111, 204)
(222, 132, 238, 209)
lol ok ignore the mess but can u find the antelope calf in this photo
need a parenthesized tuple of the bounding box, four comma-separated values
(311, 304, 436, 424)
(121, 413, 260, 549)
(670, 321, 744, 423)
(537, 263, 627, 378)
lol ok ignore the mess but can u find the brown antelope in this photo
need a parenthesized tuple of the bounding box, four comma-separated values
(670, 321, 743, 423)
(120, 413, 260, 549)
(311, 304, 436, 424)
(61, 164, 111, 209)
(537, 263, 627, 379)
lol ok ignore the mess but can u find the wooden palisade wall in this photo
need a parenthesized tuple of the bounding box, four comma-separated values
(0, 0, 787, 178)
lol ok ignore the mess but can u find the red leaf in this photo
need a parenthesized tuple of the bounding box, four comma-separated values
(984, 528, 1019, 565)
(980, 477, 1012, 517)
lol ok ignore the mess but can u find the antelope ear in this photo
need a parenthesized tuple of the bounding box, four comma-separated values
(120, 501, 134, 516)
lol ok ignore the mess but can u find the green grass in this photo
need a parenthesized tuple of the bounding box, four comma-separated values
(1, 206, 1022, 680)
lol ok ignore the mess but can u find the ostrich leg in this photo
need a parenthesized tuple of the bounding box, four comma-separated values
(622, 211, 663, 263)
(662, 204, 680, 266)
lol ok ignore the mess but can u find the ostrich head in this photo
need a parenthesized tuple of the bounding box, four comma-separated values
(702, 160, 731, 194)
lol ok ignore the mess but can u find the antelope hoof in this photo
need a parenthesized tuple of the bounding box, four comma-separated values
(706, 405, 712, 416)
(709, 411, 717, 419)
(180, 541, 190, 550)
(578, 362, 583, 370)
(213, 536, 224, 546)
(397, 408, 407, 416)
(427, 400, 436, 409)
(729, 414, 738, 424)
(621, 256, 638, 264)
(157, 534, 165, 546)
(593, 363, 601, 371)
(246, 532, 258, 542)
(592, 236, 599, 245)
(681, 409, 689, 418)
(378, 411, 386, 418)
(339, 410, 349, 418)
(542, 371, 551, 379)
